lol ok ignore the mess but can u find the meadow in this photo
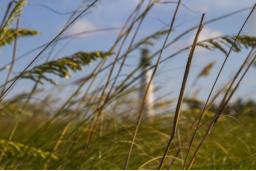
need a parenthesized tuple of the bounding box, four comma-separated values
(0, 0, 256, 169)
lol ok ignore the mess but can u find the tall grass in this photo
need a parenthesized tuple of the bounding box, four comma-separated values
(0, 0, 256, 169)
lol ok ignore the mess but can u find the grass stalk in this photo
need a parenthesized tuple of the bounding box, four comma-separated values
(158, 13, 205, 170)
(6, 12, 21, 141)
(1, 8, 20, 96)
(0, 0, 99, 101)
(0, 0, 14, 29)
(182, 4, 256, 168)
(123, 0, 182, 169)
(186, 49, 256, 169)
(84, 0, 146, 149)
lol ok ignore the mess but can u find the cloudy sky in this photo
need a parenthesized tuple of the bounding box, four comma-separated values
(0, 0, 256, 101)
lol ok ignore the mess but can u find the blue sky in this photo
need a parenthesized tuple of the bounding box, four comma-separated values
(0, 0, 256, 103)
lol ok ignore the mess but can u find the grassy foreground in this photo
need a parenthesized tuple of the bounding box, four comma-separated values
(0, 103, 255, 169)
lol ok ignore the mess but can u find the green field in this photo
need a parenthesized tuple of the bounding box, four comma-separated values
(0, 99, 255, 169)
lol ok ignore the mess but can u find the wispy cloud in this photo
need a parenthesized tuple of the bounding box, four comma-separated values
(197, 27, 223, 42)
(178, 27, 223, 50)
(68, 19, 97, 37)
(192, 27, 223, 64)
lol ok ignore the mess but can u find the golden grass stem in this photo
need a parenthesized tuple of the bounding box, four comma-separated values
(0, 1, 14, 29)
(107, 1, 152, 102)
(182, 4, 256, 169)
(84, 0, 146, 149)
(158, 13, 205, 170)
(123, 0, 182, 169)
(6, 12, 21, 141)
(186, 47, 256, 170)
(1, 9, 21, 96)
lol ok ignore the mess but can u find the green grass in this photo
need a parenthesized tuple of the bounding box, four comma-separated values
(0, 106, 255, 169)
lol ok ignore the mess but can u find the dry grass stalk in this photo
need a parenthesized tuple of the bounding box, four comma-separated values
(107, 1, 153, 102)
(0, 0, 15, 29)
(59, 4, 150, 152)
(5, 10, 21, 141)
(186, 47, 256, 169)
(182, 4, 256, 169)
(123, 0, 182, 169)
(1, 9, 21, 96)
(158, 13, 205, 170)
(0, 0, 99, 102)
(42, 60, 106, 170)
(84, 0, 146, 149)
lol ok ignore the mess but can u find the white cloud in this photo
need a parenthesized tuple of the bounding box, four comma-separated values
(184, 27, 223, 49)
(68, 19, 97, 37)
(169, 27, 223, 65)
(190, 27, 223, 64)
(198, 27, 223, 42)
(169, 27, 223, 58)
